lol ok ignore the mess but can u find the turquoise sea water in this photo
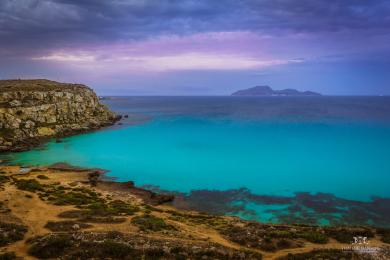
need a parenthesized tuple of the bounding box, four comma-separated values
(5, 97, 390, 226)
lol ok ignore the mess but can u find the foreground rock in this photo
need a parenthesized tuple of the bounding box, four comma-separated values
(0, 79, 120, 152)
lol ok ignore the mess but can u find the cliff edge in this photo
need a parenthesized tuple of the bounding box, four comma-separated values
(0, 79, 120, 152)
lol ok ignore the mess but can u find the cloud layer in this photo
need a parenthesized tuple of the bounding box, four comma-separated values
(1, 0, 389, 94)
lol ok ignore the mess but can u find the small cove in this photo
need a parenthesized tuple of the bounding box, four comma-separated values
(5, 96, 390, 227)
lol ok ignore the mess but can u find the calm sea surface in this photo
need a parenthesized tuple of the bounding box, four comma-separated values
(5, 96, 390, 226)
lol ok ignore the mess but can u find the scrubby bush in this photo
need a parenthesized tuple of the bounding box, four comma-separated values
(0, 222, 28, 246)
(108, 200, 139, 215)
(259, 239, 277, 252)
(27, 232, 262, 259)
(28, 234, 74, 258)
(44, 221, 91, 232)
(57, 209, 127, 223)
(300, 231, 328, 244)
(324, 227, 374, 243)
(42, 186, 104, 206)
(0, 252, 17, 260)
(49, 191, 99, 205)
(0, 175, 9, 183)
(131, 214, 174, 231)
(55, 198, 139, 223)
(0, 175, 10, 188)
(98, 240, 135, 258)
(276, 239, 292, 249)
(280, 249, 354, 260)
(376, 228, 390, 244)
(14, 179, 43, 192)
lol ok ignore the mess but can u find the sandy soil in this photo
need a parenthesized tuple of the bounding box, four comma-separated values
(0, 165, 388, 260)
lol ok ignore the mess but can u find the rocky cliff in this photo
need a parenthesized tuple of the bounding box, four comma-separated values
(0, 79, 120, 152)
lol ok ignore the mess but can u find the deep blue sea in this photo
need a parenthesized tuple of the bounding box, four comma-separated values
(5, 96, 390, 227)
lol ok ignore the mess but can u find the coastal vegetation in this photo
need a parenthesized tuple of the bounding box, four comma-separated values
(0, 252, 17, 260)
(377, 229, 390, 244)
(131, 213, 175, 231)
(44, 221, 92, 232)
(0, 165, 389, 259)
(14, 179, 44, 192)
(0, 222, 27, 247)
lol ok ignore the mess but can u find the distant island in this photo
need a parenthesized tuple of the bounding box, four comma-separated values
(231, 86, 322, 96)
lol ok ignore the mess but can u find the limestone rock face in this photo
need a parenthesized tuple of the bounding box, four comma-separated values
(0, 79, 120, 152)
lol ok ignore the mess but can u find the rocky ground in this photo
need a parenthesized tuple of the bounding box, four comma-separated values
(0, 165, 389, 259)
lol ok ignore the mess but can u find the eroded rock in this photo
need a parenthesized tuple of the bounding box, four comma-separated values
(0, 79, 120, 152)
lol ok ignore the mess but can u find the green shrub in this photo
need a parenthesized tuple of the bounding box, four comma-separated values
(324, 228, 374, 243)
(44, 221, 92, 232)
(85, 200, 138, 216)
(57, 209, 126, 223)
(259, 240, 277, 252)
(269, 230, 296, 239)
(80, 216, 127, 224)
(281, 249, 353, 260)
(42, 186, 104, 206)
(0, 175, 10, 188)
(50, 191, 100, 205)
(28, 234, 74, 258)
(108, 200, 139, 215)
(14, 179, 44, 192)
(99, 240, 135, 258)
(0, 222, 28, 246)
(301, 231, 328, 244)
(143, 204, 164, 213)
(131, 214, 174, 231)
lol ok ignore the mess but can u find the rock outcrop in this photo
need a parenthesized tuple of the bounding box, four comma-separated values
(0, 79, 120, 152)
(231, 85, 322, 96)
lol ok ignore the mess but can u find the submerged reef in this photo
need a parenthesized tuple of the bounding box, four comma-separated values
(168, 188, 390, 228)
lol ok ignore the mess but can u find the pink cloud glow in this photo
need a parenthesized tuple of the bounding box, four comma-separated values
(32, 31, 304, 72)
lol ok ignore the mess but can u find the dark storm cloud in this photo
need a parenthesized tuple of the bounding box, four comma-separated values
(247, 0, 390, 32)
(1, 0, 389, 53)
(1, 0, 390, 96)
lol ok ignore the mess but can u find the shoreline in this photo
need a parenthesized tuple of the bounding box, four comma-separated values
(0, 117, 122, 153)
(1, 164, 389, 259)
(3, 159, 390, 229)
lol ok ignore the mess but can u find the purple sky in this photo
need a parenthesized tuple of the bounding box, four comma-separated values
(1, 0, 390, 95)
